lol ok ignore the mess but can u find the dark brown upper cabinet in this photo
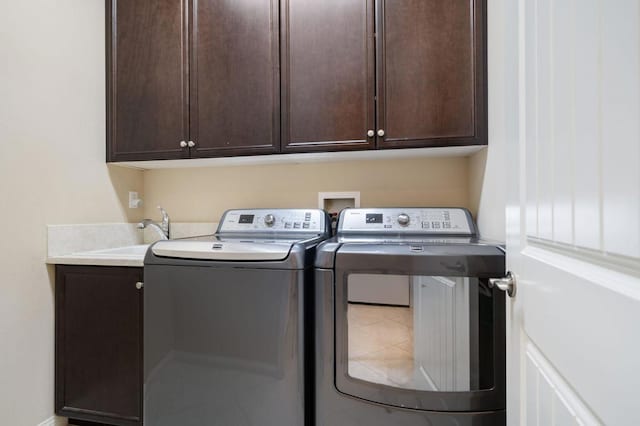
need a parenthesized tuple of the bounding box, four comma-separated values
(376, 0, 487, 149)
(189, 0, 280, 157)
(107, 0, 280, 162)
(107, 0, 189, 162)
(280, 0, 376, 153)
(281, 0, 486, 153)
(107, 0, 486, 162)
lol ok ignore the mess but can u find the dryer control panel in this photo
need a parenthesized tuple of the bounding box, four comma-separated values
(337, 208, 476, 236)
(218, 209, 328, 234)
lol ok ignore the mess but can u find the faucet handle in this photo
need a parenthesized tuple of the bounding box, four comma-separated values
(158, 205, 169, 220)
(157, 206, 170, 237)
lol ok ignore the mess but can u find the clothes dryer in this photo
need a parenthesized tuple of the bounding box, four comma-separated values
(314, 208, 506, 425)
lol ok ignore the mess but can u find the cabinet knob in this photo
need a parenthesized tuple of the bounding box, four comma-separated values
(377, 129, 385, 137)
(367, 130, 375, 138)
(187, 140, 196, 148)
(135, 282, 144, 290)
(180, 141, 187, 148)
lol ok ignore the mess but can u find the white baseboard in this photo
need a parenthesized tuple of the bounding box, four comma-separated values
(37, 416, 67, 426)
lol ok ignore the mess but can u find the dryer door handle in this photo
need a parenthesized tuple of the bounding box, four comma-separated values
(489, 271, 516, 297)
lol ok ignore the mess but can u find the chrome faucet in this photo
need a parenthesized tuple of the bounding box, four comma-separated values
(138, 206, 170, 240)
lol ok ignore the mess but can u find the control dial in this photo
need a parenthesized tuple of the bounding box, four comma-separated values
(397, 213, 410, 227)
(264, 214, 276, 227)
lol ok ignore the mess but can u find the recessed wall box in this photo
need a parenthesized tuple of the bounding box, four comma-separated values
(318, 191, 361, 231)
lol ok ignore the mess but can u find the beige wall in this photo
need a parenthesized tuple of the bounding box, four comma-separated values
(0, 1, 502, 424)
(143, 157, 471, 222)
(0, 1, 144, 424)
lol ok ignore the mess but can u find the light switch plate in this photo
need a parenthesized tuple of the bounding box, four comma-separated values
(128, 191, 142, 209)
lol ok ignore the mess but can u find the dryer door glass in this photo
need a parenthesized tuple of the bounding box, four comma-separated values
(334, 271, 505, 412)
(346, 274, 493, 392)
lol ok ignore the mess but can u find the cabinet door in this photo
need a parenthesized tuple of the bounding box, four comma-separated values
(376, 0, 487, 149)
(190, 0, 280, 158)
(281, 0, 376, 153)
(55, 266, 143, 426)
(107, 0, 189, 162)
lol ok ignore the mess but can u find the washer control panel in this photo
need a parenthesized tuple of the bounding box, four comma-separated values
(218, 209, 327, 234)
(338, 208, 475, 236)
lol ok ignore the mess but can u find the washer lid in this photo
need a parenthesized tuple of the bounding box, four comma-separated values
(151, 240, 293, 261)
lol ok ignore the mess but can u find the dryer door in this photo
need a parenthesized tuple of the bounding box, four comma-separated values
(334, 244, 505, 412)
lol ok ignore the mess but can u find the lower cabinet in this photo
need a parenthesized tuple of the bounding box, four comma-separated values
(55, 265, 143, 426)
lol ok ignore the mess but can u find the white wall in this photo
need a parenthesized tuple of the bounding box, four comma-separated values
(468, 0, 508, 243)
(0, 1, 144, 424)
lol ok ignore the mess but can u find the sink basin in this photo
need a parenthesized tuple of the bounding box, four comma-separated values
(81, 244, 150, 256)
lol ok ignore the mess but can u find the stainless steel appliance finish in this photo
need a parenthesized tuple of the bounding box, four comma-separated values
(143, 209, 330, 426)
(314, 208, 506, 426)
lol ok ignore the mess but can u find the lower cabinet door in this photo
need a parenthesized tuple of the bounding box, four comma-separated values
(55, 265, 143, 426)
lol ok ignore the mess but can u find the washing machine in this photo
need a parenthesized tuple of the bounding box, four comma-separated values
(143, 208, 330, 426)
(314, 208, 506, 425)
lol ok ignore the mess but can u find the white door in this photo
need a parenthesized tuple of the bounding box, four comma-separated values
(501, 0, 640, 425)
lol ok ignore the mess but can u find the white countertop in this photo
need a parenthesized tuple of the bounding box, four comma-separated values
(46, 244, 149, 267)
(46, 222, 217, 267)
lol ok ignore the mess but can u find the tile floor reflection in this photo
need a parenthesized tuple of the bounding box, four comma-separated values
(347, 304, 417, 388)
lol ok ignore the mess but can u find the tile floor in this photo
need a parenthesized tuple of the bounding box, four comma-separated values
(347, 303, 418, 388)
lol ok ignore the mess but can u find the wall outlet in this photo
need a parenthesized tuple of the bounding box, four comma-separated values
(128, 191, 143, 209)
